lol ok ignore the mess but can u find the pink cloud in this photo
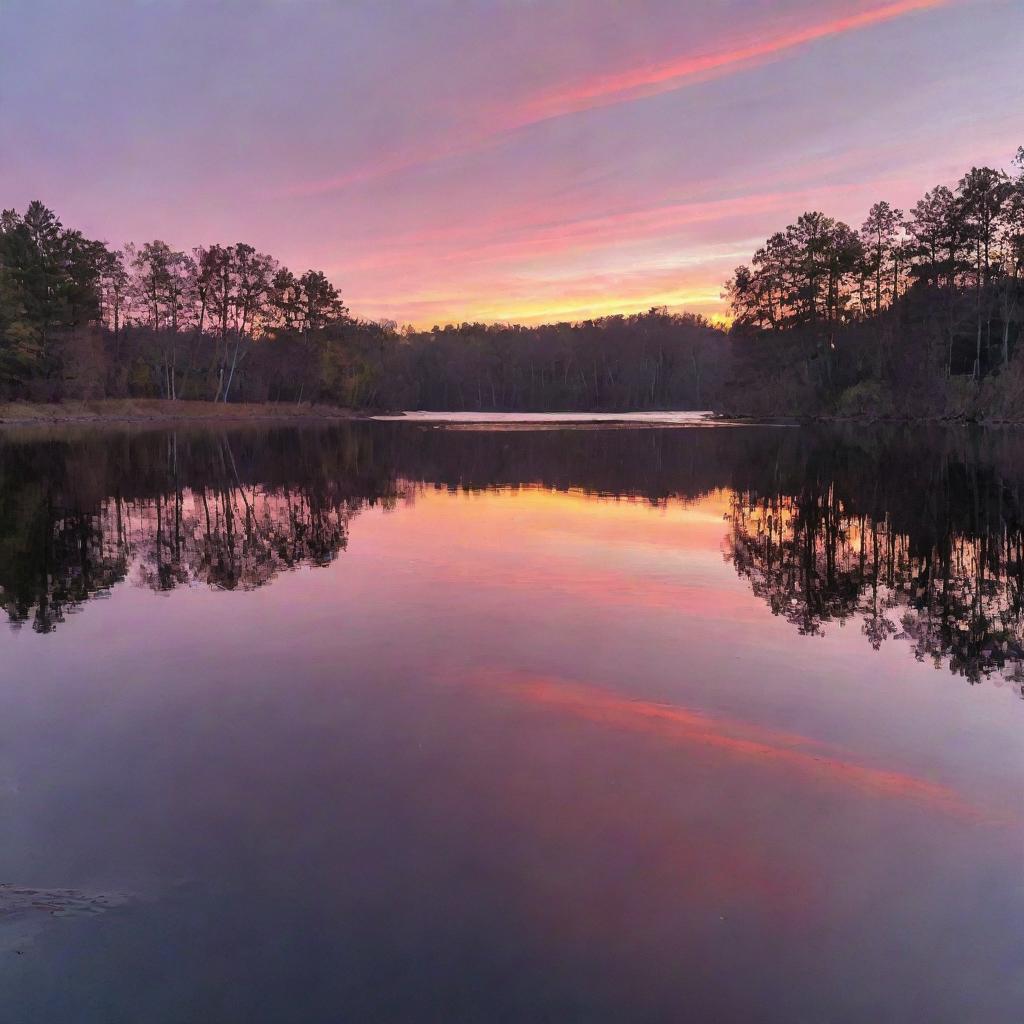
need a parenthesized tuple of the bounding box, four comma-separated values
(276, 0, 956, 199)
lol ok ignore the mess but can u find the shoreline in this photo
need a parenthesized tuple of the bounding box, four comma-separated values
(0, 399, 361, 427)
(3, 400, 1024, 430)
(718, 412, 1024, 428)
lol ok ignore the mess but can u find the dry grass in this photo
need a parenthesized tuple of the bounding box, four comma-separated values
(0, 399, 358, 426)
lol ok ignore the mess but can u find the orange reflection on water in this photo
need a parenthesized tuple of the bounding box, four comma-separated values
(395, 485, 762, 623)
(490, 672, 999, 824)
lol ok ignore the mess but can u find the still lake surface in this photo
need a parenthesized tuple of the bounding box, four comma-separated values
(1, 417, 1022, 1022)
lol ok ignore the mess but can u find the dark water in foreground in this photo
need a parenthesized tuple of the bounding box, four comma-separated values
(1, 420, 1023, 1022)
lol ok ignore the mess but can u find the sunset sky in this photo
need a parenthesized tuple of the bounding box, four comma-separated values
(2, 0, 1022, 327)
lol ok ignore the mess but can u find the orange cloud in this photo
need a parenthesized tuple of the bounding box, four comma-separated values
(355, 279, 727, 328)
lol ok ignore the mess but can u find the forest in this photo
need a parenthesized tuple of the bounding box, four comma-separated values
(724, 146, 1024, 420)
(2, 143, 1022, 419)
(0, 203, 722, 412)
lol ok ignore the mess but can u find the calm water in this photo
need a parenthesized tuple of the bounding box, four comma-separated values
(371, 410, 717, 424)
(1, 419, 1023, 1022)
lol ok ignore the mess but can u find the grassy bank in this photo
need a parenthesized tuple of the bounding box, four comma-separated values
(0, 399, 359, 426)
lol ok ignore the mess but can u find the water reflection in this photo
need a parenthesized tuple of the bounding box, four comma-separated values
(3, 421, 1024, 690)
(2, 420, 1023, 1022)
(728, 487, 1024, 685)
(0, 429, 400, 632)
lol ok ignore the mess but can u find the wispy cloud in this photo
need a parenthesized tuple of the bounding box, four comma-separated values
(336, 181, 902, 277)
(513, 0, 954, 123)
(276, 0, 955, 198)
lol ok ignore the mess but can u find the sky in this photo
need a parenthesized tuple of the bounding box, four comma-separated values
(1, 0, 1022, 327)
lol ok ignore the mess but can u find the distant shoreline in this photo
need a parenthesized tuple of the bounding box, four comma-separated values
(3, 400, 1022, 431)
(0, 399, 359, 427)
(0, 402, 722, 428)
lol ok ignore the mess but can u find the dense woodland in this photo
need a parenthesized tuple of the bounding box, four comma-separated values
(0, 203, 722, 411)
(2, 144, 1022, 419)
(725, 146, 1024, 420)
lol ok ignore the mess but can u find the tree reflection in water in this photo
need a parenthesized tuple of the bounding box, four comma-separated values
(722, 427, 1024, 688)
(727, 490, 1024, 684)
(2, 420, 1024, 692)
(0, 426, 401, 633)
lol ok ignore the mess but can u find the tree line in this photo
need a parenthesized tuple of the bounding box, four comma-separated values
(6, 143, 1022, 419)
(0, 203, 723, 411)
(0, 203, 351, 403)
(724, 146, 1024, 419)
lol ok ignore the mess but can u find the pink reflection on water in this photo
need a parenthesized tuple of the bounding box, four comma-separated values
(484, 672, 1005, 824)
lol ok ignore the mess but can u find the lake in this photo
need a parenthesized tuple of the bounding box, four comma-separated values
(1, 418, 1022, 1022)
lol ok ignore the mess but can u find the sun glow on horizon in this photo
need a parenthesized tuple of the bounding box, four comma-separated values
(2, 0, 1017, 331)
